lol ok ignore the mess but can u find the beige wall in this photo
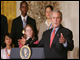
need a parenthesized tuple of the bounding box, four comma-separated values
(16, 1, 22, 17)
(16, 1, 79, 59)
(59, 1, 79, 59)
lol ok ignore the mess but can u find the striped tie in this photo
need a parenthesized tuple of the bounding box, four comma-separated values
(23, 19, 26, 29)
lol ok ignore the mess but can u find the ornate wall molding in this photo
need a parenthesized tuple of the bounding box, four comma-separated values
(26, 1, 60, 31)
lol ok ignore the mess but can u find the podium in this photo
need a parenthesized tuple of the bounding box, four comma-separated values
(10, 47, 45, 59)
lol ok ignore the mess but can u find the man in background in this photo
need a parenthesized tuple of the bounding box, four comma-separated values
(1, 15, 8, 49)
(11, 1, 38, 47)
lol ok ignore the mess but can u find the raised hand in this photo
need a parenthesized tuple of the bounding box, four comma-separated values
(18, 36, 26, 46)
(59, 33, 66, 43)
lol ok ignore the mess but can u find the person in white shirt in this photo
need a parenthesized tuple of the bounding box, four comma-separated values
(1, 33, 12, 59)
(38, 5, 53, 41)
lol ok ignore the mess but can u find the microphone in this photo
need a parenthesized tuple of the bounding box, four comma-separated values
(25, 38, 32, 45)
(29, 37, 38, 44)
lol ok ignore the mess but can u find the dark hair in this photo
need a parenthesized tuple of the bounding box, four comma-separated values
(45, 5, 53, 11)
(2, 33, 13, 48)
(20, 1, 28, 7)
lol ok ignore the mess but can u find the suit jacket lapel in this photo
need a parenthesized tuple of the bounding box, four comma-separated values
(19, 16, 23, 31)
(50, 25, 63, 49)
(26, 16, 30, 24)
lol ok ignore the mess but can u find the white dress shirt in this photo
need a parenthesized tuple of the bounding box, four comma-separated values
(1, 48, 11, 59)
(21, 15, 28, 29)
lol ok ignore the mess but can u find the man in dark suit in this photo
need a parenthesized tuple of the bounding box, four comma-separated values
(38, 10, 74, 59)
(1, 15, 8, 48)
(11, 1, 38, 47)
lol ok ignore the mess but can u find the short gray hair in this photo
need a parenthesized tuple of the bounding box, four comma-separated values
(50, 10, 62, 19)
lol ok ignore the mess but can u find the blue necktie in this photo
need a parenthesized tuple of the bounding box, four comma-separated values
(23, 19, 26, 29)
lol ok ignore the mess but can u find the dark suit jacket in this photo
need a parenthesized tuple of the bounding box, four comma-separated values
(38, 24, 74, 59)
(11, 15, 38, 47)
(1, 15, 8, 46)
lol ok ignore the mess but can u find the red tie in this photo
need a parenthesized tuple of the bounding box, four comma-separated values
(50, 29, 55, 48)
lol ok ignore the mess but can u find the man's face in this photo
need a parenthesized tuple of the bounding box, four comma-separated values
(20, 2, 28, 15)
(51, 12, 62, 28)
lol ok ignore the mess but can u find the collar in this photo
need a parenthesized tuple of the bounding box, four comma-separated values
(45, 20, 52, 27)
(21, 15, 28, 22)
(26, 37, 32, 40)
(52, 25, 61, 34)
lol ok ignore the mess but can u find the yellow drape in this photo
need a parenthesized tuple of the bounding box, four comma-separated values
(1, 1, 16, 33)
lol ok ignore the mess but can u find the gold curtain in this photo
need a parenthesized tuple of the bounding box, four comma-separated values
(1, 1, 16, 33)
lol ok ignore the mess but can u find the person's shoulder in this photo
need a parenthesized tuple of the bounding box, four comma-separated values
(13, 15, 21, 22)
(1, 48, 5, 52)
(61, 25, 72, 33)
(1, 15, 6, 17)
(28, 16, 35, 21)
(41, 21, 45, 25)
(40, 21, 46, 27)
(43, 28, 52, 34)
(1, 15, 7, 19)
